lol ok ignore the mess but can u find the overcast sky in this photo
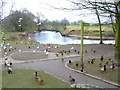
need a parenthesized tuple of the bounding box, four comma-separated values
(3, 0, 111, 23)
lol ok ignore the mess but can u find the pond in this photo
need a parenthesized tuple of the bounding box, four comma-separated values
(34, 31, 115, 45)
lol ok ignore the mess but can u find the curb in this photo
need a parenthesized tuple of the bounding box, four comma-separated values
(6, 51, 80, 64)
(65, 61, 120, 88)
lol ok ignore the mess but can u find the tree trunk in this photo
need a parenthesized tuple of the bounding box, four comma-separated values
(110, 14, 115, 33)
(115, 13, 120, 62)
(81, 21, 84, 64)
(95, 8, 103, 44)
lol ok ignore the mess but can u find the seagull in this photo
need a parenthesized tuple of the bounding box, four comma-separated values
(71, 47, 74, 50)
(55, 46, 57, 48)
(28, 37, 31, 40)
(4, 52, 7, 55)
(46, 52, 49, 55)
(37, 46, 39, 49)
(10, 46, 12, 49)
(48, 46, 50, 49)
(5, 59, 8, 65)
(3, 46, 7, 49)
(0, 44, 3, 47)
(44, 50, 46, 52)
(7, 43, 10, 46)
(33, 50, 36, 54)
(19, 49, 21, 52)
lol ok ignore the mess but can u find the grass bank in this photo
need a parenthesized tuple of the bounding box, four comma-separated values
(62, 25, 114, 38)
(2, 69, 70, 88)
(67, 57, 119, 84)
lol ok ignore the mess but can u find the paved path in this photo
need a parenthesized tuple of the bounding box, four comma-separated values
(10, 56, 118, 88)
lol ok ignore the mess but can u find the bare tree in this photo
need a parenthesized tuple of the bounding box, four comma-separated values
(48, 0, 120, 61)
(0, 0, 5, 26)
(2, 9, 36, 32)
(73, 0, 120, 61)
(87, 0, 120, 61)
(94, 0, 103, 44)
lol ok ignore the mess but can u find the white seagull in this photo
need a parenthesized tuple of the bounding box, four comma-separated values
(33, 50, 36, 54)
(44, 50, 46, 52)
(71, 47, 74, 50)
(10, 46, 12, 49)
(48, 46, 50, 49)
(7, 43, 10, 46)
(37, 46, 39, 49)
(46, 52, 49, 56)
(19, 49, 21, 52)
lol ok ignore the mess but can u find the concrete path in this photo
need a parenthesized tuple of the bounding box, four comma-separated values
(10, 56, 118, 88)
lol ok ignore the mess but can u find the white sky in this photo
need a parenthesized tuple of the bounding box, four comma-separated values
(3, 0, 111, 23)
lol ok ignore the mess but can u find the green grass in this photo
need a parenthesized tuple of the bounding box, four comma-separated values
(67, 57, 119, 84)
(67, 25, 80, 31)
(1, 30, 41, 45)
(2, 69, 70, 88)
(4, 40, 41, 46)
(65, 25, 114, 37)
(2, 31, 18, 39)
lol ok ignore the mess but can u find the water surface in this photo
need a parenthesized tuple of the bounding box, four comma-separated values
(34, 31, 115, 45)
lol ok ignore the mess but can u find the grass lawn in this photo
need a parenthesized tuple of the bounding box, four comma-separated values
(65, 25, 114, 37)
(67, 57, 119, 84)
(1, 30, 41, 45)
(2, 69, 70, 88)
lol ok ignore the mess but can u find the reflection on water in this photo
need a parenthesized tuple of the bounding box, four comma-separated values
(34, 31, 115, 45)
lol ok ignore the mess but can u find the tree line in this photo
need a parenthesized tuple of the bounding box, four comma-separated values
(1, 9, 75, 32)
